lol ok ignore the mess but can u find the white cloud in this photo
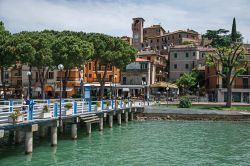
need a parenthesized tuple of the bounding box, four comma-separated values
(0, 0, 249, 42)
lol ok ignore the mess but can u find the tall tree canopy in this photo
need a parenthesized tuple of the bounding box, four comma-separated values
(86, 33, 137, 99)
(0, 21, 15, 99)
(52, 34, 93, 97)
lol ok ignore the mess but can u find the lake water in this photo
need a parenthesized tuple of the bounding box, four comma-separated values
(0, 120, 250, 166)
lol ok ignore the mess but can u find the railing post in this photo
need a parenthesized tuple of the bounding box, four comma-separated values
(82, 99, 84, 113)
(9, 100, 13, 112)
(47, 99, 51, 106)
(101, 98, 104, 111)
(73, 100, 77, 115)
(111, 99, 114, 109)
(28, 100, 34, 120)
(54, 103, 58, 118)
(120, 100, 122, 109)
(88, 98, 92, 112)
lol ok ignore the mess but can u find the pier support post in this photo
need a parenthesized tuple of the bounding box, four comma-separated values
(117, 113, 121, 125)
(39, 126, 46, 138)
(25, 131, 33, 154)
(130, 112, 134, 121)
(15, 130, 23, 144)
(71, 124, 77, 139)
(86, 123, 91, 134)
(24, 124, 38, 154)
(99, 118, 103, 131)
(109, 114, 113, 128)
(51, 121, 59, 146)
(59, 120, 63, 134)
(125, 112, 128, 123)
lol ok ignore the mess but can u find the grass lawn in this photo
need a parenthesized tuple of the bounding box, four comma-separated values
(162, 104, 250, 111)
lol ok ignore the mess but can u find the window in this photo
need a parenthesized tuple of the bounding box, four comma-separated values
(144, 30, 147, 34)
(202, 53, 205, 58)
(179, 34, 181, 38)
(109, 75, 113, 81)
(185, 64, 189, 69)
(168, 37, 170, 40)
(193, 52, 195, 56)
(88, 63, 91, 70)
(142, 43, 144, 47)
(122, 77, 126, 84)
(172, 36, 174, 39)
(157, 39, 159, 43)
(36, 72, 39, 82)
(186, 53, 189, 57)
(243, 78, 248, 89)
(48, 72, 54, 79)
(147, 57, 151, 60)
(150, 40, 153, 43)
(180, 73, 183, 77)
(88, 74, 92, 78)
(174, 53, 177, 58)
(174, 64, 177, 69)
(156, 46, 159, 50)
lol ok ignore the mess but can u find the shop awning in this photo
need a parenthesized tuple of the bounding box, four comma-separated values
(150, 82, 178, 89)
(122, 88, 130, 92)
(55, 88, 73, 92)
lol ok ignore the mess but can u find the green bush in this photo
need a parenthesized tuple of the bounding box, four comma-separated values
(179, 96, 192, 108)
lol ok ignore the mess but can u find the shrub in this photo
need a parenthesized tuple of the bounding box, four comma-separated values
(96, 102, 101, 107)
(105, 101, 111, 106)
(9, 109, 23, 123)
(64, 103, 73, 110)
(42, 105, 49, 113)
(179, 96, 192, 108)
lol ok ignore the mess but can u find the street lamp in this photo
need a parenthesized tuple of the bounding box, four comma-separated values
(26, 71, 31, 99)
(58, 64, 64, 125)
(159, 70, 162, 82)
(142, 79, 146, 106)
(80, 70, 84, 99)
(114, 74, 117, 109)
(166, 86, 169, 107)
(197, 82, 200, 103)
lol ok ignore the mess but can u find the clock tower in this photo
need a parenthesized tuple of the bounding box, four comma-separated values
(132, 17, 145, 50)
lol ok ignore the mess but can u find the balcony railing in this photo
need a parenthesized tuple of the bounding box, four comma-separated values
(121, 69, 148, 72)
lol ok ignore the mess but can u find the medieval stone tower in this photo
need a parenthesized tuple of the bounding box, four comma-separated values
(132, 17, 145, 50)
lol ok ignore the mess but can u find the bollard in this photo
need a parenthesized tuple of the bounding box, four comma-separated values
(130, 112, 134, 121)
(73, 100, 77, 115)
(71, 124, 77, 139)
(54, 103, 58, 118)
(9, 100, 13, 112)
(101, 98, 104, 111)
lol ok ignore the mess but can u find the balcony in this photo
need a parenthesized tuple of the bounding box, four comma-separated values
(216, 84, 249, 89)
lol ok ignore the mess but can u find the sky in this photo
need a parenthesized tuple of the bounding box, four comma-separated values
(0, 0, 249, 42)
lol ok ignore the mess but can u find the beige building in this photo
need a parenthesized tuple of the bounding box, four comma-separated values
(169, 45, 214, 81)
(132, 17, 201, 51)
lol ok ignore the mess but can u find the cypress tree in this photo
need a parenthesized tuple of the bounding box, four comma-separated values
(231, 17, 237, 42)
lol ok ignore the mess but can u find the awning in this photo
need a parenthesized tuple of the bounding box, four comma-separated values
(150, 82, 178, 89)
(122, 88, 130, 92)
(55, 88, 73, 92)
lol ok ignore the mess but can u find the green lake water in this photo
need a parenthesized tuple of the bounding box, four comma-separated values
(0, 120, 250, 166)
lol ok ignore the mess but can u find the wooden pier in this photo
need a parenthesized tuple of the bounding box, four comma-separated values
(0, 99, 144, 154)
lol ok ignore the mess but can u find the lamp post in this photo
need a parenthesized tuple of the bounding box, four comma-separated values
(26, 71, 31, 99)
(58, 64, 64, 125)
(142, 80, 146, 106)
(159, 70, 162, 82)
(114, 74, 117, 109)
(166, 86, 169, 107)
(197, 82, 200, 103)
(80, 70, 84, 99)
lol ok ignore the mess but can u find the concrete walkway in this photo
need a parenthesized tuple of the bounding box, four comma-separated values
(144, 106, 250, 116)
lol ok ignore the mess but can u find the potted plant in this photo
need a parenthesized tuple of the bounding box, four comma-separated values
(9, 108, 24, 124)
(123, 99, 129, 108)
(116, 100, 120, 109)
(105, 101, 111, 110)
(95, 102, 101, 112)
(40, 105, 51, 119)
(64, 103, 73, 116)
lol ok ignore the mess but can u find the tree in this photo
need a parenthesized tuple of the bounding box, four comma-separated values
(205, 18, 247, 107)
(0, 21, 16, 99)
(52, 34, 93, 98)
(176, 71, 199, 95)
(86, 33, 136, 99)
(231, 17, 237, 42)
